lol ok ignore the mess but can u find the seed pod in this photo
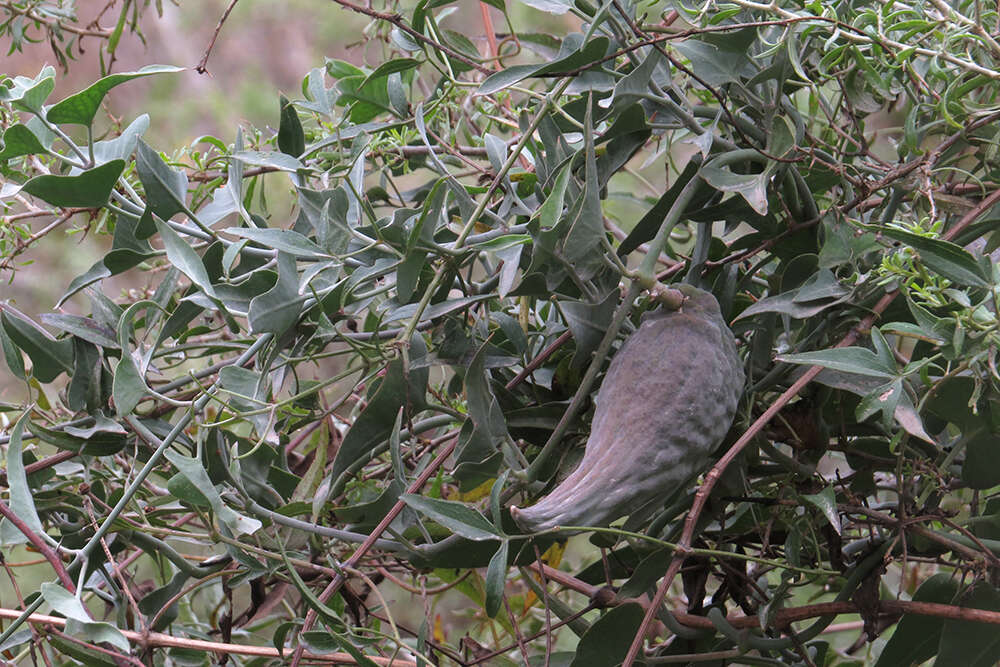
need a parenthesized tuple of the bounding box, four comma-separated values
(510, 285, 744, 532)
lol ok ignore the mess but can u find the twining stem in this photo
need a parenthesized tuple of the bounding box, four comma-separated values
(398, 77, 572, 344)
(0, 334, 273, 645)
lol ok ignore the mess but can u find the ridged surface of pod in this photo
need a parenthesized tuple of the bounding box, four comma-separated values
(510, 285, 744, 532)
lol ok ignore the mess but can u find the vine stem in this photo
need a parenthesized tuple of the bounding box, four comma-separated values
(0, 607, 416, 666)
(0, 334, 273, 646)
(623, 103, 1000, 667)
(397, 76, 572, 344)
(289, 434, 460, 667)
(0, 500, 76, 592)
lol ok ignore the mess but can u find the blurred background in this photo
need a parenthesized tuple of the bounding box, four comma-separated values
(0, 0, 575, 405)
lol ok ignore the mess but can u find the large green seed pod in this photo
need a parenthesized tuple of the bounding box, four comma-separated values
(510, 285, 744, 533)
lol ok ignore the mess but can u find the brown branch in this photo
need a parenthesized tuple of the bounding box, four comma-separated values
(945, 187, 1000, 242)
(0, 450, 76, 486)
(290, 433, 460, 667)
(505, 330, 573, 390)
(525, 562, 1000, 629)
(329, 0, 492, 75)
(0, 500, 76, 593)
(0, 607, 416, 665)
(0, 2, 112, 38)
(194, 0, 240, 75)
(0, 208, 92, 272)
(625, 105, 1000, 667)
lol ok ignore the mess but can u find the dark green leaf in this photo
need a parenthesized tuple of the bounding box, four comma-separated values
(47, 65, 183, 126)
(277, 94, 305, 157)
(136, 140, 188, 221)
(0, 412, 45, 546)
(936, 582, 1000, 666)
(329, 339, 428, 484)
(802, 485, 841, 535)
(619, 156, 705, 255)
(16, 160, 124, 208)
(1, 309, 74, 383)
(477, 36, 610, 95)
(569, 602, 645, 666)
(0, 124, 47, 160)
(164, 449, 262, 537)
(248, 252, 302, 335)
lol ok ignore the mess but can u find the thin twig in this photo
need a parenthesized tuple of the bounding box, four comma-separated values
(194, 0, 240, 75)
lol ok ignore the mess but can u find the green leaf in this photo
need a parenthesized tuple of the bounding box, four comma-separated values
(152, 217, 218, 300)
(701, 158, 770, 215)
(0, 412, 45, 547)
(936, 582, 1000, 666)
(777, 347, 896, 378)
(13, 160, 125, 208)
(359, 58, 420, 90)
(477, 36, 610, 95)
(619, 157, 706, 255)
(248, 252, 302, 335)
(0, 321, 25, 380)
(400, 494, 501, 541)
(485, 540, 509, 618)
(47, 65, 183, 126)
(0, 123, 47, 160)
(136, 140, 188, 221)
(569, 602, 645, 666)
(802, 485, 841, 535)
(113, 354, 147, 417)
(329, 341, 428, 484)
(164, 449, 262, 536)
(39, 313, 119, 349)
(277, 94, 305, 157)
(224, 227, 331, 258)
(1, 309, 74, 383)
(41, 583, 130, 651)
(874, 226, 989, 287)
(963, 429, 1000, 490)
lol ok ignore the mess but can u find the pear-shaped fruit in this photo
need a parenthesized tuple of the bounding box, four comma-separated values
(510, 286, 743, 532)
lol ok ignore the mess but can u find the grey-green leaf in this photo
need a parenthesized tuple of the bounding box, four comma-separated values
(485, 540, 509, 618)
(777, 347, 895, 378)
(224, 227, 331, 258)
(164, 449, 262, 536)
(113, 355, 147, 417)
(152, 217, 218, 299)
(0, 412, 45, 546)
(400, 494, 501, 541)
(0, 309, 74, 383)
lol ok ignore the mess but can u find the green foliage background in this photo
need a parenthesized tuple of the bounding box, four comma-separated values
(3, 0, 1000, 665)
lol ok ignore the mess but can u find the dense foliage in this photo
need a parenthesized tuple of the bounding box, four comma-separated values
(3, 0, 1000, 665)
